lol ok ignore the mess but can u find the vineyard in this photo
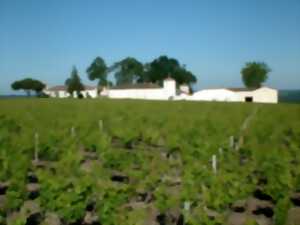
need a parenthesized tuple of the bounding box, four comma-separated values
(0, 99, 300, 225)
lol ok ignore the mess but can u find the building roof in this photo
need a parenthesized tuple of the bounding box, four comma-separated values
(164, 77, 175, 81)
(226, 88, 259, 92)
(110, 83, 161, 90)
(46, 85, 97, 91)
(47, 85, 67, 91)
(176, 89, 191, 95)
(84, 85, 97, 90)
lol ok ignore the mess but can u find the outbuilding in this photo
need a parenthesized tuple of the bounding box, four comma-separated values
(44, 85, 98, 98)
(227, 87, 278, 103)
(186, 87, 278, 103)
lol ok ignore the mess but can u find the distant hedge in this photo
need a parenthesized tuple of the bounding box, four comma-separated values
(279, 90, 300, 103)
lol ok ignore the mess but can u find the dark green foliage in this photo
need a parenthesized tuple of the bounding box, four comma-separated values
(241, 62, 270, 88)
(31, 80, 46, 95)
(110, 57, 144, 85)
(99, 189, 129, 224)
(38, 172, 89, 223)
(87, 57, 108, 86)
(144, 55, 197, 85)
(65, 66, 84, 95)
(11, 78, 46, 96)
(274, 197, 291, 225)
(104, 55, 197, 86)
(279, 90, 300, 103)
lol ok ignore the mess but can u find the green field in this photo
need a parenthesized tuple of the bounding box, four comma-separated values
(0, 99, 300, 225)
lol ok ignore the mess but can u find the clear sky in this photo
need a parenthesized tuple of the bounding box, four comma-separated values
(0, 0, 299, 95)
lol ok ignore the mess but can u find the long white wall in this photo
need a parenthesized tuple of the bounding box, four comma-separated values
(187, 89, 240, 102)
(108, 89, 169, 100)
(107, 79, 177, 100)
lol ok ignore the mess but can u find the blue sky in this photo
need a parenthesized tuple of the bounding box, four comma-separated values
(0, 0, 299, 95)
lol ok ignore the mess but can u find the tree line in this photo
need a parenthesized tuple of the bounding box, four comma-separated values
(68, 55, 198, 95)
(11, 55, 270, 96)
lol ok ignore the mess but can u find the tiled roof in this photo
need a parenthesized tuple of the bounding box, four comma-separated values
(46, 85, 97, 91)
(110, 83, 161, 90)
(226, 88, 259, 92)
(84, 85, 97, 90)
(164, 77, 175, 81)
(46, 85, 67, 91)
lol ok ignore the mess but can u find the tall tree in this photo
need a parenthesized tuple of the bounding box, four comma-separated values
(11, 78, 45, 96)
(241, 62, 270, 88)
(65, 66, 84, 96)
(144, 56, 197, 85)
(110, 57, 144, 85)
(86, 57, 108, 86)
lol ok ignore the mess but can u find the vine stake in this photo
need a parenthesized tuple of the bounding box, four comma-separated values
(212, 154, 217, 174)
(184, 201, 191, 211)
(218, 147, 223, 155)
(229, 136, 235, 149)
(71, 126, 76, 138)
(98, 120, 103, 132)
(34, 132, 39, 162)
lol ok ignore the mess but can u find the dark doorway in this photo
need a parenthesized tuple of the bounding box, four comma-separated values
(245, 97, 253, 102)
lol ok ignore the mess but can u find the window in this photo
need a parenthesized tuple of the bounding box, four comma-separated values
(245, 97, 253, 102)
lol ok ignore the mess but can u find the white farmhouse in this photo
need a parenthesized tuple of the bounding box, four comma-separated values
(44, 85, 71, 98)
(44, 78, 278, 103)
(106, 78, 177, 100)
(44, 85, 98, 98)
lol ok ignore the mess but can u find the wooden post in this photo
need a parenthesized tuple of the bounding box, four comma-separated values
(212, 154, 217, 174)
(34, 132, 39, 162)
(229, 136, 235, 149)
(235, 136, 244, 151)
(71, 126, 76, 138)
(98, 120, 103, 132)
(184, 201, 191, 211)
(218, 147, 223, 155)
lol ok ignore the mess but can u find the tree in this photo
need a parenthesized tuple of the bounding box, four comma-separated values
(241, 62, 270, 88)
(32, 80, 46, 95)
(110, 57, 144, 85)
(65, 66, 84, 96)
(11, 81, 22, 92)
(144, 56, 197, 85)
(11, 78, 45, 96)
(86, 57, 108, 86)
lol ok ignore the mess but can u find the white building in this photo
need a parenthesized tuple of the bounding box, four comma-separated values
(44, 85, 98, 98)
(106, 78, 177, 100)
(179, 84, 190, 94)
(182, 87, 278, 103)
(229, 87, 278, 103)
(187, 89, 240, 102)
(44, 78, 278, 103)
